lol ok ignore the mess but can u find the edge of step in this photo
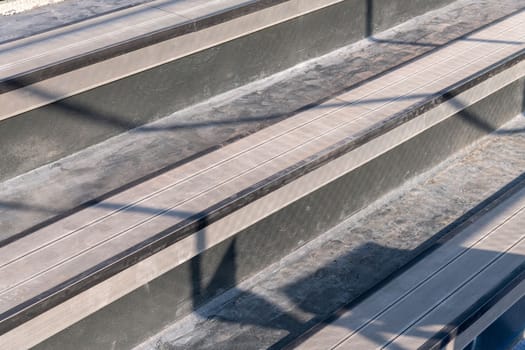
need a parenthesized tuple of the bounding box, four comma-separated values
(287, 172, 525, 350)
(0, 0, 352, 114)
(2, 0, 523, 241)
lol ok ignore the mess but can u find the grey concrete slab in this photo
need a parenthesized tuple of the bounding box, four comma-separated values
(1, 10, 522, 324)
(0, 0, 155, 43)
(0, 2, 524, 348)
(330, 197, 525, 349)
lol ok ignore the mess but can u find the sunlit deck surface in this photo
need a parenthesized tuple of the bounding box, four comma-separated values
(0, 7, 523, 349)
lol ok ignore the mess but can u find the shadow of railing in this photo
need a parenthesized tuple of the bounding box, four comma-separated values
(369, 36, 523, 48)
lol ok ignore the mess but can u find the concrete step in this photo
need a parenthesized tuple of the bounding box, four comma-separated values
(0, 0, 458, 181)
(2, 0, 523, 244)
(294, 176, 525, 350)
(133, 112, 525, 350)
(0, 1, 524, 349)
(0, 4, 525, 348)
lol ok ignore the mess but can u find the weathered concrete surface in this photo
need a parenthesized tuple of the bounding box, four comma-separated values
(1, 0, 523, 242)
(0, 0, 68, 16)
(130, 113, 525, 350)
(0, 0, 455, 44)
(7, 2, 523, 348)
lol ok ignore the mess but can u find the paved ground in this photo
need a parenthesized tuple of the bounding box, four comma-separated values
(134, 112, 525, 350)
(1, 0, 523, 348)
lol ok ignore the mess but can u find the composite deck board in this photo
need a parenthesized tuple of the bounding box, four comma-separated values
(295, 178, 525, 350)
(0, 9, 524, 334)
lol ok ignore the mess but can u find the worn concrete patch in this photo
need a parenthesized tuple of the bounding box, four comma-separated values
(0, 0, 153, 41)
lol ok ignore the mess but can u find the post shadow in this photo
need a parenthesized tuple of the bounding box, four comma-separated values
(366, 0, 373, 37)
(174, 167, 525, 350)
(190, 216, 239, 312)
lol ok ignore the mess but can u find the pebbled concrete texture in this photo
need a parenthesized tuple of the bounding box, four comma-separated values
(0, 0, 453, 44)
(132, 112, 525, 350)
(32, 77, 525, 350)
(1, 0, 523, 243)
(31, 68, 525, 349)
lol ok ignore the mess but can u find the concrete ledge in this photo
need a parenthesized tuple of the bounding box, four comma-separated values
(0, 0, 68, 15)
(1, 0, 523, 243)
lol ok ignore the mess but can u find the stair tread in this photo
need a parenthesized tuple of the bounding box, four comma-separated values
(133, 111, 525, 350)
(0, 8, 523, 339)
(2, 0, 521, 242)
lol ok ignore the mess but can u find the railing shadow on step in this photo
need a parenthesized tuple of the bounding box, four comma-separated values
(154, 167, 525, 349)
